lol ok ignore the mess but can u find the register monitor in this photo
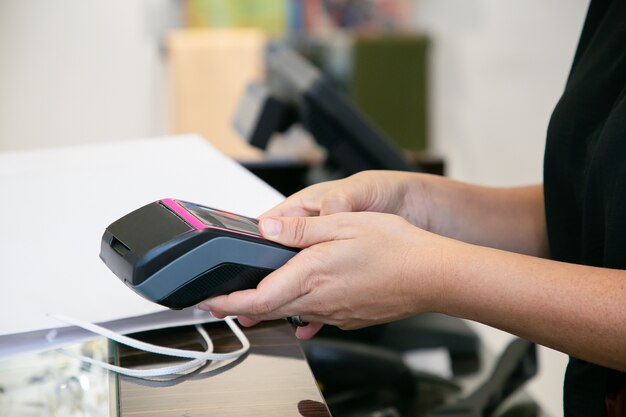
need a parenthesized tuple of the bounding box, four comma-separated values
(233, 45, 419, 176)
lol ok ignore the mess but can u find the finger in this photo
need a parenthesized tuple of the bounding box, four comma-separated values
(199, 289, 264, 317)
(259, 214, 350, 248)
(261, 178, 359, 219)
(319, 192, 355, 216)
(260, 189, 326, 218)
(295, 322, 324, 339)
(198, 259, 311, 319)
(236, 315, 260, 327)
(260, 201, 315, 219)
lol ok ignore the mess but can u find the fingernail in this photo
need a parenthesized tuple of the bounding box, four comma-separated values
(261, 218, 282, 238)
(197, 302, 211, 311)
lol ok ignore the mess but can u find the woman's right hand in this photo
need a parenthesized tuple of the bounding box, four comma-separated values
(261, 170, 433, 229)
(262, 171, 548, 257)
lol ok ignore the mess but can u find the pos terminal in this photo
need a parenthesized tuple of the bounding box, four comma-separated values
(100, 198, 297, 309)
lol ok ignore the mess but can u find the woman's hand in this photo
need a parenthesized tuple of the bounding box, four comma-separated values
(260, 171, 547, 258)
(199, 211, 460, 339)
(261, 170, 432, 230)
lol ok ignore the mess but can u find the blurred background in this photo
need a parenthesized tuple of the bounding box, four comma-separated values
(0, 0, 589, 186)
(0, 1, 591, 415)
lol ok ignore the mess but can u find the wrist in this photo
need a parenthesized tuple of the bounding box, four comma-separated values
(402, 229, 469, 315)
(432, 239, 473, 316)
(433, 237, 471, 315)
(401, 173, 438, 230)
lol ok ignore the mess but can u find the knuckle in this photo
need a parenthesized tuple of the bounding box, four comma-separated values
(324, 190, 348, 205)
(298, 247, 318, 264)
(316, 303, 334, 319)
(337, 321, 359, 331)
(331, 212, 355, 235)
(291, 217, 308, 245)
(250, 297, 274, 316)
(299, 275, 312, 297)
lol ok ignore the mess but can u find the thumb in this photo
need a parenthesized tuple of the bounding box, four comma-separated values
(259, 216, 338, 248)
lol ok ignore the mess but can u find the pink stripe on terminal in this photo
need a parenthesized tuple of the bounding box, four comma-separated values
(161, 198, 207, 230)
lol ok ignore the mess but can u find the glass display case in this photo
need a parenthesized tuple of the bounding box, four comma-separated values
(0, 340, 112, 417)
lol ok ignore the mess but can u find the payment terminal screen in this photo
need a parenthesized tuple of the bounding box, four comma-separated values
(177, 201, 260, 236)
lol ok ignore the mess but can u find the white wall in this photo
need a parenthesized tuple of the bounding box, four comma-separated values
(414, 0, 589, 186)
(412, 1, 590, 416)
(0, 0, 176, 151)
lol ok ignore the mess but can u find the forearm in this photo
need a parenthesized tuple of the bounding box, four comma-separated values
(409, 175, 548, 257)
(433, 242, 626, 372)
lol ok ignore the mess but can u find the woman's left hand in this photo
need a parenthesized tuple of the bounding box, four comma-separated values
(198, 211, 459, 339)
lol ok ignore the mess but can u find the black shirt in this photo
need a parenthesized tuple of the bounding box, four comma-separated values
(543, 0, 626, 415)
